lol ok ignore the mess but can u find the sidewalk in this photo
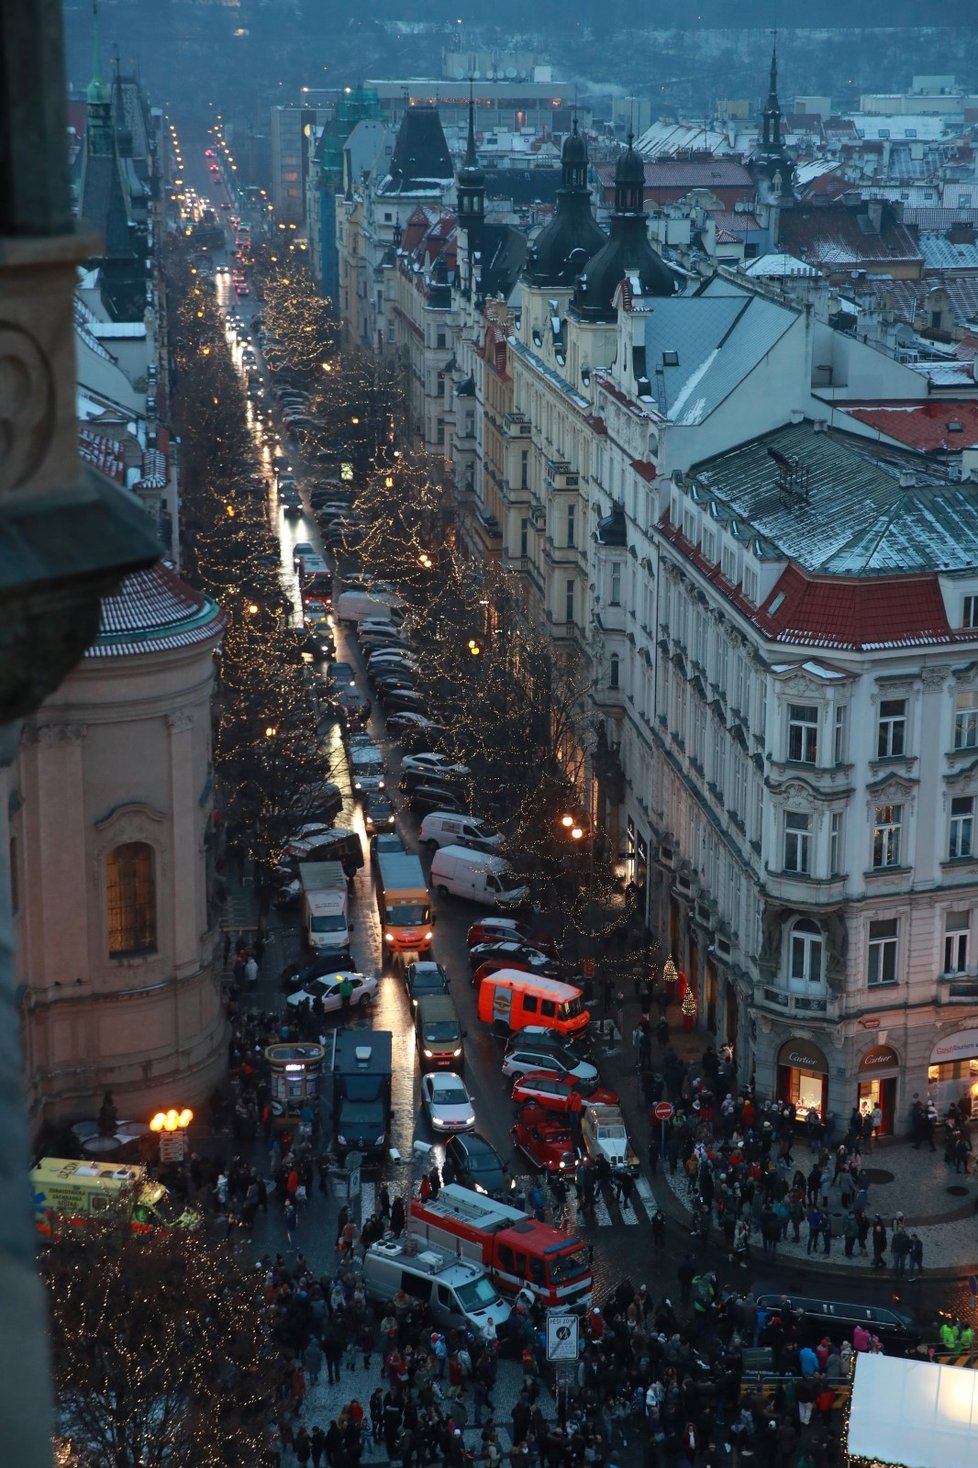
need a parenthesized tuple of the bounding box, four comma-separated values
(603, 994, 978, 1279)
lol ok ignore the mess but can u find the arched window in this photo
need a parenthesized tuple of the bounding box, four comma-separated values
(788, 917, 823, 990)
(609, 654, 620, 690)
(106, 842, 157, 957)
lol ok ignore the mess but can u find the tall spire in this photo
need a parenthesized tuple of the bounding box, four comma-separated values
(87, 0, 110, 107)
(762, 33, 782, 150)
(464, 78, 477, 169)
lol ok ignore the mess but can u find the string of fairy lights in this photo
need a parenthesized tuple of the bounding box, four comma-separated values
(45, 1215, 275, 1464)
(168, 237, 337, 885)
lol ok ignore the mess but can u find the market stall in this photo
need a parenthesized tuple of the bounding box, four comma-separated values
(845, 1352, 978, 1468)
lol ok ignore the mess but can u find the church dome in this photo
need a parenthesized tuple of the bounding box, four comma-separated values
(88, 561, 224, 659)
(570, 137, 675, 322)
(522, 122, 607, 290)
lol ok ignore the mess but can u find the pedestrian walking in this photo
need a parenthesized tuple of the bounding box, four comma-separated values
(891, 1224, 910, 1276)
(245, 952, 258, 987)
(871, 1215, 887, 1269)
(908, 1232, 924, 1279)
(284, 1197, 298, 1247)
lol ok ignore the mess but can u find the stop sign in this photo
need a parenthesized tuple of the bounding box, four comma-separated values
(654, 1101, 674, 1121)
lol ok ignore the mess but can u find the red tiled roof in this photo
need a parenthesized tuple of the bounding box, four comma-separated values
(755, 565, 954, 651)
(779, 203, 923, 269)
(835, 401, 978, 452)
(708, 209, 762, 233)
(78, 427, 126, 485)
(88, 562, 224, 659)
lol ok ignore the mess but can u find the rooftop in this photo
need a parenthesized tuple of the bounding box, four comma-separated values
(87, 561, 224, 659)
(640, 278, 797, 426)
(833, 400, 978, 452)
(688, 419, 975, 578)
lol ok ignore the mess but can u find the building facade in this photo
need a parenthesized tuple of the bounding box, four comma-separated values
(6, 563, 227, 1130)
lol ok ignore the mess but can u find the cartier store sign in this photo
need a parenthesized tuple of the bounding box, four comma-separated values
(858, 1045, 899, 1073)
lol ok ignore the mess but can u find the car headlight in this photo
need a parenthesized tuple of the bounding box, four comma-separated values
(375, 1134, 386, 1146)
(384, 931, 394, 942)
(378, 779, 385, 789)
(337, 1134, 347, 1146)
(465, 1115, 475, 1126)
(424, 930, 434, 941)
(452, 1048, 462, 1057)
(423, 1048, 434, 1058)
(474, 1183, 487, 1195)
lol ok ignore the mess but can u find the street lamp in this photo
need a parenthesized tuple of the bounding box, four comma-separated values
(150, 1107, 194, 1163)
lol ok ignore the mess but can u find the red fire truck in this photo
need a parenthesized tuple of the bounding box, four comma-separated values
(409, 1183, 592, 1310)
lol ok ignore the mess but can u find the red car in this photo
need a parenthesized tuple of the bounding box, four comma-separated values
(466, 918, 557, 955)
(511, 1071, 619, 1115)
(472, 955, 544, 989)
(512, 1104, 578, 1173)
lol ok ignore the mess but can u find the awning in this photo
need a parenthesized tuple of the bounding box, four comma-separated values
(846, 1353, 978, 1468)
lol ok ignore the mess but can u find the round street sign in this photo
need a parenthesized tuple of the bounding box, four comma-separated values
(654, 1101, 674, 1121)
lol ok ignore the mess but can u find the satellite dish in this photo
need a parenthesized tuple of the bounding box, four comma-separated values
(505, 66, 517, 79)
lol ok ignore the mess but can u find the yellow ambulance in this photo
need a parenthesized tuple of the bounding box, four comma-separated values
(32, 1157, 199, 1235)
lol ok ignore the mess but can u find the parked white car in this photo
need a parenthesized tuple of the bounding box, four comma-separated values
(286, 970, 377, 1012)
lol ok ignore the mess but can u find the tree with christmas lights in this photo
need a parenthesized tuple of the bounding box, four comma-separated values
(42, 1216, 276, 1465)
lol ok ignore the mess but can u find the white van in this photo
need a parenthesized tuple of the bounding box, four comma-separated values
(429, 845, 528, 909)
(333, 589, 405, 627)
(419, 811, 504, 854)
(363, 1237, 511, 1341)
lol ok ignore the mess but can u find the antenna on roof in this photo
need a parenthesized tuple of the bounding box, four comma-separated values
(768, 445, 811, 506)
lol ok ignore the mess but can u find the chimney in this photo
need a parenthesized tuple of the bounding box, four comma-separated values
(949, 220, 975, 246)
(898, 468, 916, 489)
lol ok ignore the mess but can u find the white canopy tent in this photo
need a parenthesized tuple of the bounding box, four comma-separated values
(846, 1354, 978, 1468)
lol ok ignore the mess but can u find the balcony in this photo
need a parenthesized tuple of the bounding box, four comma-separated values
(503, 412, 531, 439)
(763, 868, 848, 907)
(545, 458, 579, 491)
(758, 987, 838, 1019)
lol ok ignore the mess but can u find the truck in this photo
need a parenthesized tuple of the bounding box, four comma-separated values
(333, 587, 405, 627)
(329, 1029, 393, 1160)
(32, 1157, 199, 1235)
(376, 851, 432, 962)
(409, 1182, 592, 1311)
(579, 1103, 640, 1175)
(299, 860, 351, 954)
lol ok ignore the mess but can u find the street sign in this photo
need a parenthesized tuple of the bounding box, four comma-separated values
(654, 1101, 674, 1121)
(348, 1169, 361, 1198)
(546, 1314, 580, 1362)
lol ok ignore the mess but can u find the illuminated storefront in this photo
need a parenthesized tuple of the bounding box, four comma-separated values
(855, 1044, 900, 1135)
(776, 1037, 829, 1120)
(928, 1026, 978, 1117)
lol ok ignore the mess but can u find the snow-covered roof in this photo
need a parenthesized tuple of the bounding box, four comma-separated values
(919, 232, 978, 270)
(641, 278, 797, 426)
(846, 113, 949, 141)
(744, 253, 821, 279)
(689, 419, 972, 577)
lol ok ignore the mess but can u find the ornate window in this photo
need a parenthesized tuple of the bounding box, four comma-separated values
(106, 842, 157, 957)
(789, 918, 823, 989)
(877, 698, 907, 758)
(871, 803, 903, 869)
(787, 704, 818, 763)
(949, 796, 975, 860)
(954, 692, 978, 750)
(783, 810, 812, 874)
(867, 919, 898, 986)
(944, 912, 969, 975)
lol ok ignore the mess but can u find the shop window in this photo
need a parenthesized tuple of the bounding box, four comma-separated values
(871, 803, 903, 869)
(787, 704, 818, 764)
(788, 918, 823, 989)
(783, 810, 812, 874)
(106, 842, 157, 958)
(949, 796, 975, 860)
(944, 912, 970, 975)
(867, 918, 898, 986)
(877, 698, 907, 758)
(954, 692, 978, 750)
